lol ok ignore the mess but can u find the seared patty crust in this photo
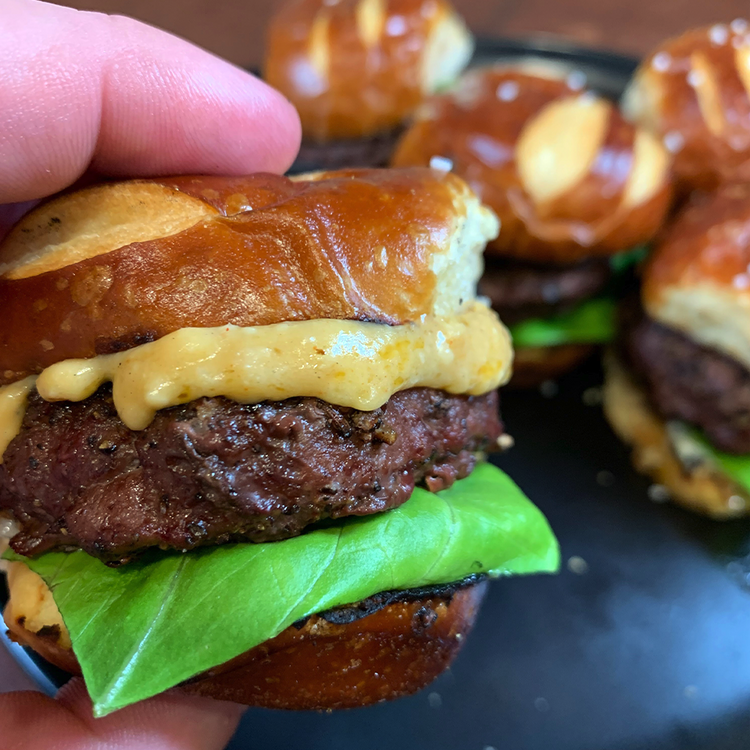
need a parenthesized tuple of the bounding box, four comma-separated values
(479, 258, 611, 326)
(290, 130, 402, 174)
(622, 304, 750, 454)
(1, 387, 501, 564)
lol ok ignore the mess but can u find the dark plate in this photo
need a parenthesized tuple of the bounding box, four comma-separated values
(5, 37, 750, 750)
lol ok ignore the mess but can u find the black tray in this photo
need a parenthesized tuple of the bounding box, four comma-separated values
(6, 37, 750, 750)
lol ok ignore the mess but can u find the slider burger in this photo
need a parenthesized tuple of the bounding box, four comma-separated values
(264, 0, 474, 171)
(604, 183, 750, 518)
(623, 20, 750, 193)
(391, 67, 674, 385)
(0, 168, 558, 715)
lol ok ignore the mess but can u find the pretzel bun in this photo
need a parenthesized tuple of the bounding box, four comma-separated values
(623, 21, 750, 192)
(0, 168, 498, 385)
(602, 351, 749, 518)
(3, 562, 486, 709)
(642, 183, 750, 372)
(391, 67, 674, 264)
(264, 0, 473, 142)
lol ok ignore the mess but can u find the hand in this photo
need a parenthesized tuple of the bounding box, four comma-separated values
(0, 0, 301, 238)
(0, 0, 300, 746)
(2, 678, 245, 750)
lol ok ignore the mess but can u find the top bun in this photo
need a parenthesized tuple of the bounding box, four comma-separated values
(643, 182, 750, 371)
(623, 21, 750, 192)
(391, 66, 673, 264)
(0, 168, 498, 384)
(264, 0, 473, 141)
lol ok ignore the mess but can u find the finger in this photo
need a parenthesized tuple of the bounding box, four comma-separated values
(0, 0, 301, 204)
(0, 678, 245, 750)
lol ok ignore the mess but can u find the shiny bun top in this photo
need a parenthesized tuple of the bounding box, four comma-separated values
(391, 66, 673, 264)
(644, 183, 750, 371)
(0, 168, 498, 384)
(264, 0, 473, 141)
(623, 20, 750, 191)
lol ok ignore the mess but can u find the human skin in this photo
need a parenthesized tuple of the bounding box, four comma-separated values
(0, 1, 301, 746)
(0, 0, 301, 234)
(2, 679, 246, 750)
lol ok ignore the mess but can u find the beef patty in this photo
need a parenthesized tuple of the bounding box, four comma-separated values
(479, 258, 611, 326)
(290, 129, 402, 174)
(622, 304, 750, 454)
(0, 387, 501, 564)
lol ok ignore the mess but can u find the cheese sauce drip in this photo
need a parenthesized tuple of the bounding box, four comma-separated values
(0, 377, 36, 463)
(0, 302, 510, 457)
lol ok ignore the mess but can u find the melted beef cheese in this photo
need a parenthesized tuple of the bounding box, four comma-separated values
(0, 302, 511, 458)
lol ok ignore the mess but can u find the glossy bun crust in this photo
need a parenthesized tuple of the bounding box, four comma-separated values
(264, 0, 473, 141)
(0, 169, 498, 385)
(643, 183, 750, 373)
(623, 21, 750, 192)
(392, 67, 673, 264)
(4, 567, 486, 710)
(603, 351, 749, 518)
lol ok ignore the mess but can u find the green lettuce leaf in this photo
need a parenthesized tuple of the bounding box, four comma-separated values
(505, 245, 647, 350)
(5, 464, 558, 717)
(710, 451, 750, 492)
(509, 297, 617, 349)
(685, 428, 750, 493)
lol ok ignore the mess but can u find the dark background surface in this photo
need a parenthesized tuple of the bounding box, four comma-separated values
(5, 28, 750, 750)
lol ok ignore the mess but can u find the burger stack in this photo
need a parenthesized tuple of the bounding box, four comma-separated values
(264, 0, 474, 171)
(391, 66, 674, 385)
(0, 169, 558, 715)
(605, 21, 750, 518)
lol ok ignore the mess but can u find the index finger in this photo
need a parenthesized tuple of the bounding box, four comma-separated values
(0, 0, 301, 204)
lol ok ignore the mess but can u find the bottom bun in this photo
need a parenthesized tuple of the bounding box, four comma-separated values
(184, 581, 486, 709)
(510, 344, 594, 388)
(602, 351, 750, 519)
(4, 563, 486, 709)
